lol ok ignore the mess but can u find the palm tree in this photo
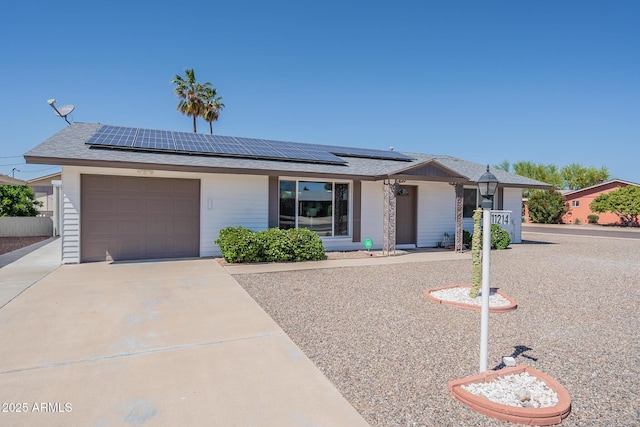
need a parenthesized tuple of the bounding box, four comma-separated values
(171, 68, 211, 133)
(201, 87, 225, 134)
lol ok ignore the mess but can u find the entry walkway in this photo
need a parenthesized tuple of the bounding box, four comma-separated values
(224, 248, 470, 274)
(0, 237, 61, 308)
(0, 240, 368, 426)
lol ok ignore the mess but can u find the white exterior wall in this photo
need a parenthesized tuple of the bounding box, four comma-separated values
(203, 174, 268, 256)
(351, 181, 384, 251)
(61, 168, 81, 263)
(59, 166, 525, 263)
(60, 166, 268, 263)
(415, 181, 456, 247)
(502, 187, 523, 243)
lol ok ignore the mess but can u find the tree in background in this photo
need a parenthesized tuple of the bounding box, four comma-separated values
(511, 161, 564, 189)
(494, 160, 510, 172)
(561, 163, 610, 190)
(201, 87, 225, 135)
(526, 188, 569, 224)
(0, 185, 43, 217)
(590, 185, 640, 226)
(496, 160, 609, 191)
(172, 68, 212, 133)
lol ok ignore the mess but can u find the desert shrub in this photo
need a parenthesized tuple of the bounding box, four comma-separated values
(490, 224, 511, 249)
(463, 230, 472, 246)
(573, 218, 581, 225)
(215, 226, 261, 263)
(257, 228, 293, 262)
(527, 188, 569, 224)
(471, 223, 511, 251)
(587, 214, 599, 224)
(215, 226, 325, 263)
(287, 228, 326, 261)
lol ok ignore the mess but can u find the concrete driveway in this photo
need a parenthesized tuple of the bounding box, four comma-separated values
(0, 241, 368, 426)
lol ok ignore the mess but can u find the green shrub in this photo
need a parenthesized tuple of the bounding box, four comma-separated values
(287, 228, 326, 261)
(257, 228, 293, 262)
(490, 224, 511, 249)
(471, 223, 511, 250)
(463, 230, 472, 246)
(215, 226, 325, 263)
(587, 214, 599, 224)
(573, 218, 581, 225)
(527, 188, 569, 224)
(215, 226, 261, 263)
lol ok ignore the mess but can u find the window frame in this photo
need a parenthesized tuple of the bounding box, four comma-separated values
(463, 187, 479, 218)
(278, 179, 351, 238)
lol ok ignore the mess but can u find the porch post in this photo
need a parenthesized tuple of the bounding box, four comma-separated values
(383, 179, 400, 256)
(452, 183, 464, 253)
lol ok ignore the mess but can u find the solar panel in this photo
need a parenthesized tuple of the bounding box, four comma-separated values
(304, 143, 414, 161)
(135, 129, 175, 150)
(87, 125, 136, 147)
(85, 125, 413, 164)
(173, 131, 210, 152)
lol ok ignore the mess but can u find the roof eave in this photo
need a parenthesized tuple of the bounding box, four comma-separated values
(24, 155, 380, 181)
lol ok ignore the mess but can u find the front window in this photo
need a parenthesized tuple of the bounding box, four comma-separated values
(463, 188, 478, 217)
(279, 180, 349, 237)
(571, 200, 580, 207)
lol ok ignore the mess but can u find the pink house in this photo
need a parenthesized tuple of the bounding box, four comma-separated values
(562, 179, 639, 225)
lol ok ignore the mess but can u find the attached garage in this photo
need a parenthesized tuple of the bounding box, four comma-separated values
(80, 175, 200, 262)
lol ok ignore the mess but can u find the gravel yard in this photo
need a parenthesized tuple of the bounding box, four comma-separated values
(0, 236, 50, 256)
(234, 233, 640, 426)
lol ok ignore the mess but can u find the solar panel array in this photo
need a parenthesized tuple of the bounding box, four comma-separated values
(86, 125, 414, 164)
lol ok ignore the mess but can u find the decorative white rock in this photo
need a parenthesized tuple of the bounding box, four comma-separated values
(461, 372, 559, 408)
(430, 287, 511, 307)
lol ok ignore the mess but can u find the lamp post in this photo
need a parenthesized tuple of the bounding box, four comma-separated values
(477, 165, 499, 372)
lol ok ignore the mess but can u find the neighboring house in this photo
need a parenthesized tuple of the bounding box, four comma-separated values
(27, 172, 62, 217)
(0, 175, 27, 185)
(562, 179, 639, 225)
(24, 123, 550, 264)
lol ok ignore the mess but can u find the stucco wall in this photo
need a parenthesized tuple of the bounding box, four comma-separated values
(563, 183, 630, 225)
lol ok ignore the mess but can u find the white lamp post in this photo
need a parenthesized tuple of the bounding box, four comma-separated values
(477, 165, 499, 372)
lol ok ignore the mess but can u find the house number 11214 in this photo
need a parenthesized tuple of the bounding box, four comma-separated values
(490, 212, 511, 225)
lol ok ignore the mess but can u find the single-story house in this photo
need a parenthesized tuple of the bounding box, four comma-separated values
(562, 179, 639, 225)
(28, 172, 62, 217)
(24, 123, 550, 264)
(0, 175, 27, 185)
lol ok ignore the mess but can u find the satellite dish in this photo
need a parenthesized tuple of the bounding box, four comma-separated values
(47, 98, 75, 124)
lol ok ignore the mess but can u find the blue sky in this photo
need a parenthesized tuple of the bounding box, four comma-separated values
(1, 1, 638, 183)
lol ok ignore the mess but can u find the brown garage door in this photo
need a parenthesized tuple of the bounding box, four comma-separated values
(81, 175, 200, 262)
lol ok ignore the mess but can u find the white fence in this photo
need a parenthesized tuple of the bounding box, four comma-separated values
(0, 217, 53, 237)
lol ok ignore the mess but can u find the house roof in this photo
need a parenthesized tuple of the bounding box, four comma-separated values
(24, 122, 551, 189)
(27, 172, 62, 185)
(563, 179, 640, 197)
(0, 175, 27, 185)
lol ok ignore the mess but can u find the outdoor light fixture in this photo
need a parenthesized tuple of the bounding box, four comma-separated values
(477, 165, 499, 373)
(477, 165, 499, 208)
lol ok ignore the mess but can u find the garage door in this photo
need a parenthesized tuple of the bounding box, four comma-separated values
(81, 175, 200, 262)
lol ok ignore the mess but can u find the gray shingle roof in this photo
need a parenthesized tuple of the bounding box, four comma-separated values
(24, 123, 550, 188)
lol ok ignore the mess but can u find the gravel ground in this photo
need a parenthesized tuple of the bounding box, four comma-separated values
(0, 236, 50, 255)
(234, 233, 640, 426)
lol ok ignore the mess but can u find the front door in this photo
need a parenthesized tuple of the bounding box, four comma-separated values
(396, 185, 417, 245)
